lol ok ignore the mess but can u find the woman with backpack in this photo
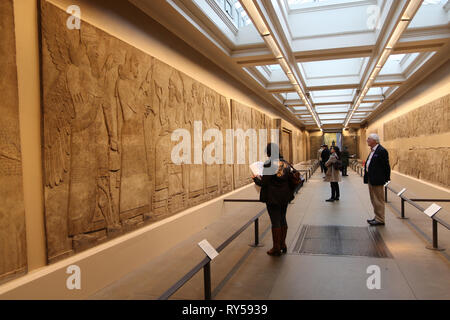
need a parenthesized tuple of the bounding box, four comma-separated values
(325, 146, 342, 202)
(252, 143, 295, 257)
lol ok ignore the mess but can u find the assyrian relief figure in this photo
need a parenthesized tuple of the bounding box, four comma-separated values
(151, 61, 187, 216)
(204, 88, 220, 198)
(0, 0, 27, 283)
(219, 96, 233, 193)
(187, 82, 206, 205)
(231, 101, 254, 188)
(42, 13, 102, 239)
(116, 53, 152, 222)
(167, 70, 186, 212)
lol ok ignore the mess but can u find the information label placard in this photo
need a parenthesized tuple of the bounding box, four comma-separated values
(198, 239, 219, 260)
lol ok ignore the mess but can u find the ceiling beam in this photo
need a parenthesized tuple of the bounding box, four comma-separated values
(295, 46, 373, 63)
(268, 88, 296, 93)
(306, 81, 404, 91)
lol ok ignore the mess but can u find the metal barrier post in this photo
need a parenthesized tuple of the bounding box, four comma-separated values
(426, 220, 445, 251)
(250, 218, 263, 247)
(203, 261, 212, 300)
(254, 218, 259, 246)
(398, 198, 408, 219)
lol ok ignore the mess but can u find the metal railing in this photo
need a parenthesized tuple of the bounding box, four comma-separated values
(158, 160, 319, 300)
(350, 160, 449, 251)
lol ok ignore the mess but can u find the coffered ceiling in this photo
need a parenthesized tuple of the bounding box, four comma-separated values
(129, 0, 450, 130)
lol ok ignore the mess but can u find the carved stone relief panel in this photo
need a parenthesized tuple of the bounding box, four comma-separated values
(343, 134, 357, 156)
(389, 147, 449, 188)
(382, 95, 450, 188)
(231, 101, 274, 189)
(231, 101, 253, 189)
(0, 0, 27, 283)
(41, 1, 234, 261)
(384, 94, 450, 141)
(281, 129, 292, 163)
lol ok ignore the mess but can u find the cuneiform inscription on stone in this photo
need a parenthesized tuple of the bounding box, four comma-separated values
(0, 0, 27, 283)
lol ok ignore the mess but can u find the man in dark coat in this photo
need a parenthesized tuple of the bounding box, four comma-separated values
(321, 145, 330, 176)
(364, 134, 391, 226)
(341, 146, 350, 176)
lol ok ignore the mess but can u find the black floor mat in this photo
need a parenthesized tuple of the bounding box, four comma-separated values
(292, 225, 392, 258)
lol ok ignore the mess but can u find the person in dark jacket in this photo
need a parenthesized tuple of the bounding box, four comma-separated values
(253, 143, 293, 256)
(341, 146, 350, 176)
(364, 134, 391, 226)
(321, 145, 330, 176)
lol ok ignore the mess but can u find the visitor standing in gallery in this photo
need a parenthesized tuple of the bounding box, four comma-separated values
(252, 143, 293, 256)
(318, 145, 325, 173)
(341, 146, 350, 176)
(325, 146, 341, 202)
(364, 134, 391, 226)
(321, 145, 330, 177)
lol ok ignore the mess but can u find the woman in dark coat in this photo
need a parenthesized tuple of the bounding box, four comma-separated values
(252, 143, 294, 256)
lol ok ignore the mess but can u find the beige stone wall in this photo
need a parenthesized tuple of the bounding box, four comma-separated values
(0, 0, 27, 284)
(365, 61, 450, 189)
(309, 131, 323, 161)
(272, 119, 307, 164)
(342, 128, 358, 157)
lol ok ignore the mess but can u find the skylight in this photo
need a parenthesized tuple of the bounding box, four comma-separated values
(422, 0, 447, 5)
(214, 0, 253, 28)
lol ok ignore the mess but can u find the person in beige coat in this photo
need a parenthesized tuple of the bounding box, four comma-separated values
(325, 146, 342, 202)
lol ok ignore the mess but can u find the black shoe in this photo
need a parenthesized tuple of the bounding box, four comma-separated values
(325, 198, 335, 202)
(367, 218, 376, 224)
(369, 220, 385, 226)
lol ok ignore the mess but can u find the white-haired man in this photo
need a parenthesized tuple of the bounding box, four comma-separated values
(364, 133, 390, 226)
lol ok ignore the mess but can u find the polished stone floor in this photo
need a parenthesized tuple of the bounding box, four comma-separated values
(90, 168, 450, 300)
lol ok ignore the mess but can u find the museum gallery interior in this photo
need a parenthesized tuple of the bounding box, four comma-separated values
(0, 0, 449, 300)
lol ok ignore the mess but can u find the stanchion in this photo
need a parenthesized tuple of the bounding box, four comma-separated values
(398, 197, 408, 219)
(249, 218, 264, 247)
(426, 220, 445, 251)
(203, 261, 212, 300)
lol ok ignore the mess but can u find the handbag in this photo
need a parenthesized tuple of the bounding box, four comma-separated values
(284, 161, 304, 190)
(333, 159, 343, 170)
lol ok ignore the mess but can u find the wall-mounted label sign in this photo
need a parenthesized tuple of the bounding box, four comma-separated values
(198, 239, 219, 260)
(397, 188, 406, 197)
(424, 203, 442, 218)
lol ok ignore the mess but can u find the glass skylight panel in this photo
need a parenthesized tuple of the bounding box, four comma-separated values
(212, 0, 253, 28)
(422, 0, 447, 5)
(301, 58, 365, 78)
(319, 114, 347, 120)
(286, 0, 362, 10)
(358, 103, 375, 109)
(321, 120, 344, 124)
(366, 87, 389, 96)
(312, 89, 355, 97)
(268, 64, 282, 71)
(388, 54, 406, 62)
